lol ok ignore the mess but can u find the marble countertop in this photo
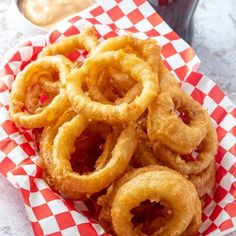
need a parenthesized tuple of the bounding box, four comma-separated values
(0, 0, 235, 235)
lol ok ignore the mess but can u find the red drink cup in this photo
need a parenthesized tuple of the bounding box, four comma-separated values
(149, 0, 199, 44)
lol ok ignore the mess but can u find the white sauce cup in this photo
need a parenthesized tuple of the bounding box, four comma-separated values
(10, 0, 48, 37)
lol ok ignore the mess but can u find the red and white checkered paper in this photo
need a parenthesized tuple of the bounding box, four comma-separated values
(0, 0, 235, 235)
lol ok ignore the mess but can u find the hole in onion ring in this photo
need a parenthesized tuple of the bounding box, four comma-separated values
(175, 109, 192, 125)
(130, 200, 172, 235)
(70, 123, 112, 175)
(39, 92, 49, 105)
(173, 98, 197, 125)
(23, 69, 60, 114)
(70, 132, 105, 174)
(24, 84, 58, 114)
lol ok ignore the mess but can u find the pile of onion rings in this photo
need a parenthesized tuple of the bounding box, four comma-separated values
(9, 27, 217, 236)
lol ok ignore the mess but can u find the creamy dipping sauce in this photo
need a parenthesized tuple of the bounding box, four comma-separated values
(18, 0, 96, 29)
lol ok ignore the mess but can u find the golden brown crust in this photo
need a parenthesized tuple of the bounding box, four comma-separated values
(148, 86, 209, 155)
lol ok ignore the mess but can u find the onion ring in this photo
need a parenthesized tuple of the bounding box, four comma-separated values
(111, 170, 200, 236)
(51, 114, 137, 196)
(147, 86, 208, 154)
(98, 166, 201, 236)
(87, 35, 160, 104)
(152, 119, 217, 175)
(40, 111, 121, 199)
(66, 50, 158, 122)
(39, 27, 99, 57)
(98, 166, 166, 234)
(10, 56, 73, 128)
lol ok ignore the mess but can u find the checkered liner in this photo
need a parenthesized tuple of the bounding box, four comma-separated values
(0, 0, 235, 235)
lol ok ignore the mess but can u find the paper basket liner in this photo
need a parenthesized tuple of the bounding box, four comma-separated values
(0, 0, 235, 235)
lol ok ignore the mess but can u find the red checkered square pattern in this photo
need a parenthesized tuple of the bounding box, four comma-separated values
(0, 1, 235, 235)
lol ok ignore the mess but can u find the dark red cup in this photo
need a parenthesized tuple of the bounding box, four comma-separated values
(149, 0, 199, 44)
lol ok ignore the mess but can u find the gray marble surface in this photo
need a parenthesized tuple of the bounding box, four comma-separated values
(192, 0, 236, 104)
(0, 0, 235, 236)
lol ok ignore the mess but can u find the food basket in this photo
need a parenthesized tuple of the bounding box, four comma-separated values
(0, 0, 235, 235)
